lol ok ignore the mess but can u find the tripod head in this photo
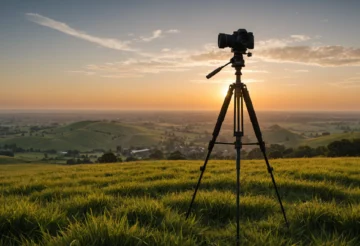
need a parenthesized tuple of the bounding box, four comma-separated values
(206, 49, 252, 79)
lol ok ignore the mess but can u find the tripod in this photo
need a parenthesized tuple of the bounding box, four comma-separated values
(185, 50, 289, 245)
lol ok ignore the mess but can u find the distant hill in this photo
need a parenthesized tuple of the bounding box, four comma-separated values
(0, 121, 161, 151)
(2, 120, 360, 152)
(261, 125, 360, 148)
(300, 132, 360, 148)
(262, 124, 304, 147)
(0, 156, 28, 164)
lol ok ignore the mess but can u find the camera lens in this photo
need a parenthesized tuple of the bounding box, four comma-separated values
(218, 33, 228, 48)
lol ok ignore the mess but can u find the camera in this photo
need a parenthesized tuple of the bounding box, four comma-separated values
(218, 29, 254, 51)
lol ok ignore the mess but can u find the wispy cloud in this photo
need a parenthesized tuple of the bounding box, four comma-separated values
(257, 45, 360, 66)
(256, 34, 311, 49)
(137, 29, 180, 42)
(139, 30, 162, 42)
(255, 35, 360, 67)
(26, 13, 135, 51)
(290, 35, 311, 42)
(74, 44, 232, 78)
(166, 29, 180, 34)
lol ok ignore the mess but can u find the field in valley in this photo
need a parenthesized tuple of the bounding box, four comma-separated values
(1, 158, 360, 245)
(2, 111, 360, 152)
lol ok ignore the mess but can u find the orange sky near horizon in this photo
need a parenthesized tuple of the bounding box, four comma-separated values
(2, 1, 360, 111)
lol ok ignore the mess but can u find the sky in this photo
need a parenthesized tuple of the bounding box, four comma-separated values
(1, 0, 360, 111)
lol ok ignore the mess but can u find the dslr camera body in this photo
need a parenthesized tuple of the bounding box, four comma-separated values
(218, 29, 254, 52)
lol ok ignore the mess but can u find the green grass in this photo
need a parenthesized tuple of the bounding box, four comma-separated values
(1, 158, 360, 245)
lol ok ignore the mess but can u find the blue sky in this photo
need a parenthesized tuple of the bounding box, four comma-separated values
(1, 0, 360, 110)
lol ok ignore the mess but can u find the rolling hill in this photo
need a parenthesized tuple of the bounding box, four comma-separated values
(261, 124, 305, 147)
(1, 120, 360, 152)
(0, 156, 28, 164)
(0, 121, 162, 151)
(300, 131, 360, 148)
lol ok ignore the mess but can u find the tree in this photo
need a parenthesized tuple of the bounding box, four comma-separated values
(268, 144, 286, 153)
(291, 145, 316, 158)
(0, 150, 14, 157)
(149, 149, 164, 159)
(268, 144, 285, 159)
(247, 148, 262, 159)
(240, 150, 248, 160)
(167, 151, 186, 160)
(66, 150, 80, 157)
(327, 139, 356, 157)
(116, 145, 122, 153)
(66, 159, 76, 165)
(283, 148, 294, 157)
(315, 146, 328, 156)
(98, 152, 118, 163)
(268, 150, 283, 159)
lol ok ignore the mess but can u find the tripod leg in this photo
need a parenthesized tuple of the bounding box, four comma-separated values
(241, 84, 290, 228)
(234, 84, 242, 246)
(186, 84, 234, 219)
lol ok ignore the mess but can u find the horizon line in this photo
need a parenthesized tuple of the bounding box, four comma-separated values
(1, 108, 360, 113)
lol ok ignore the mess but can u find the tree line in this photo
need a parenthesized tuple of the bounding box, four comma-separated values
(1, 138, 360, 163)
(224, 138, 360, 160)
(145, 138, 360, 161)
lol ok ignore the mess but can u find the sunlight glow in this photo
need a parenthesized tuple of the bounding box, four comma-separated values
(221, 85, 230, 98)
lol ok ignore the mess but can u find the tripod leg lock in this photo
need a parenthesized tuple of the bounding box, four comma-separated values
(200, 165, 205, 171)
(267, 166, 273, 173)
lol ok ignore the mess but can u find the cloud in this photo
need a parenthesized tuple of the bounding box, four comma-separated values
(74, 41, 263, 79)
(140, 30, 162, 42)
(254, 35, 360, 66)
(73, 45, 232, 78)
(189, 50, 230, 61)
(137, 29, 179, 42)
(256, 34, 311, 49)
(166, 29, 180, 34)
(81, 57, 192, 78)
(290, 35, 311, 42)
(26, 13, 134, 51)
(257, 45, 360, 66)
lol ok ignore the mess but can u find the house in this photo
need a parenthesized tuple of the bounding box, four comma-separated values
(130, 149, 150, 159)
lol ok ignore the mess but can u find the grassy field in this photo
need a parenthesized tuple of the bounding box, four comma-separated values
(1, 158, 360, 245)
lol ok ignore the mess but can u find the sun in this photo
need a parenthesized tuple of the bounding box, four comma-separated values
(221, 85, 230, 98)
